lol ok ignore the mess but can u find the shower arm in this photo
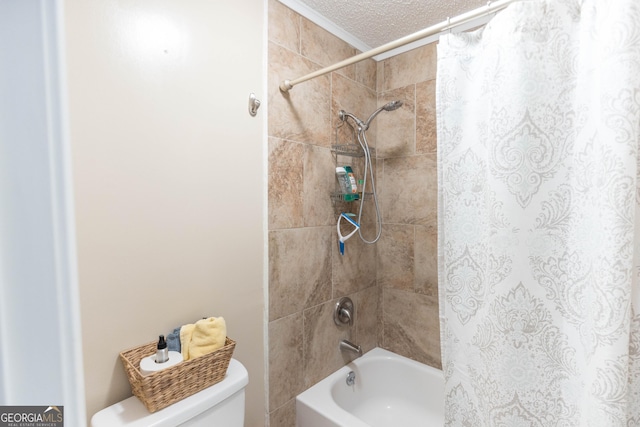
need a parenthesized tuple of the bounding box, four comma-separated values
(338, 110, 365, 130)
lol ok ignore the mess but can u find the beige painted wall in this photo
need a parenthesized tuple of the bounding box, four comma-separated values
(64, 0, 265, 425)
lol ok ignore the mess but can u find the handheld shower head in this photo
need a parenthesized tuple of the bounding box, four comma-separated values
(338, 100, 403, 130)
(362, 100, 404, 129)
(382, 100, 403, 111)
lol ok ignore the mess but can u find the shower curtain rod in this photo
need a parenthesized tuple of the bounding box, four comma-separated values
(279, 0, 518, 92)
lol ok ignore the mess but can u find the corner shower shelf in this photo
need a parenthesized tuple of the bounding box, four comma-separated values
(331, 144, 375, 158)
(331, 144, 375, 203)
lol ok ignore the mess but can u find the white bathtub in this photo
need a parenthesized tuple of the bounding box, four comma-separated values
(296, 347, 444, 427)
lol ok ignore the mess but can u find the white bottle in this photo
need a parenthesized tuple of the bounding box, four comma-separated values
(336, 167, 351, 194)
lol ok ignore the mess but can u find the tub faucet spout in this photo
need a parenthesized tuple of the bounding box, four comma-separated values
(339, 339, 362, 357)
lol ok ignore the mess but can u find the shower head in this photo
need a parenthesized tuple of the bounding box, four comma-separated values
(382, 100, 403, 111)
(338, 100, 403, 131)
(363, 100, 403, 129)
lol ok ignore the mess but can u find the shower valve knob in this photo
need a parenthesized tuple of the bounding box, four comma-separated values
(334, 297, 355, 327)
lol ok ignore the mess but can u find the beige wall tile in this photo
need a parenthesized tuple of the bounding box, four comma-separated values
(269, 227, 332, 321)
(268, 0, 299, 52)
(303, 145, 336, 227)
(356, 158, 380, 225)
(416, 79, 437, 154)
(332, 233, 376, 297)
(380, 154, 436, 226)
(382, 288, 441, 368)
(376, 85, 416, 158)
(377, 284, 384, 346)
(415, 225, 438, 296)
(358, 196, 380, 229)
(269, 398, 296, 427)
(269, 137, 304, 229)
(376, 60, 385, 93)
(356, 57, 377, 91)
(358, 220, 380, 243)
(331, 72, 377, 137)
(374, 42, 441, 372)
(268, 42, 331, 146)
(377, 224, 414, 290)
(354, 286, 379, 353)
(269, 313, 304, 411)
(382, 43, 437, 92)
(423, 153, 438, 228)
(301, 19, 356, 80)
(303, 299, 352, 387)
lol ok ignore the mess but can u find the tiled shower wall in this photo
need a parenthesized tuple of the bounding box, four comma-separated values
(267, 0, 440, 425)
(267, 0, 379, 424)
(376, 43, 441, 369)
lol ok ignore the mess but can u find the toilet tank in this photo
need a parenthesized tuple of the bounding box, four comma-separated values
(91, 358, 248, 427)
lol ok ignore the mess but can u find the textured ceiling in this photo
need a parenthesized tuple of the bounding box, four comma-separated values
(296, 0, 489, 48)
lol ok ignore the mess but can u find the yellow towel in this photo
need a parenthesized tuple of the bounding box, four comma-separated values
(180, 317, 227, 361)
(180, 323, 196, 361)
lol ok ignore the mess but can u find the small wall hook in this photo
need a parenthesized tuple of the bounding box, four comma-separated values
(248, 93, 261, 117)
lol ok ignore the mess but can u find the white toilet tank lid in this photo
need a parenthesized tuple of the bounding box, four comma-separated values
(91, 358, 248, 427)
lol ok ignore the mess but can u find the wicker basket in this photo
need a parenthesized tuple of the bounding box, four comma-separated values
(120, 337, 236, 413)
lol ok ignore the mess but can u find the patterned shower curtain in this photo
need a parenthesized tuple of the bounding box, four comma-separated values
(436, 0, 640, 425)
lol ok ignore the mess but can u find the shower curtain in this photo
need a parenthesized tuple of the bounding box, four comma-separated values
(436, 0, 640, 425)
